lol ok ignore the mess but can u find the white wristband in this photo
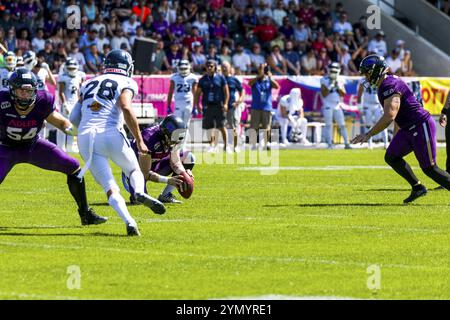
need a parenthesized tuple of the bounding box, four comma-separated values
(158, 175, 169, 184)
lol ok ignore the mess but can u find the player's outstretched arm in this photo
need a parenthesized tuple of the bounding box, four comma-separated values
(46, 111, 77, 136)
(69, 100, 82, 127)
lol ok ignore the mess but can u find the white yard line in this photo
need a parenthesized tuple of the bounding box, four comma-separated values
(0, 291, 79, 300)
(239, 165, 421, 171)
(0, 240, 444, 271)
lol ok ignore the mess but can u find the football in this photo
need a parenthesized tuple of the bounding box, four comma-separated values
(177, 171, 194, 199)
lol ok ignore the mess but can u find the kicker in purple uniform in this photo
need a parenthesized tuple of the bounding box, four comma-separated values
(352, 55, 450, 203)
(122, 115, 195, 204)
(0, 68, 107, 225)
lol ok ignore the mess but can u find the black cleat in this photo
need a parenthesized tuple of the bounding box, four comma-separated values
(126, 224, 141, 236)
(158, 193, 182, 204)
(79, 208, 108, 225)
(403, 186, 428, 204)
(129, 195, 140, 205)
(135, 193, 166, 215)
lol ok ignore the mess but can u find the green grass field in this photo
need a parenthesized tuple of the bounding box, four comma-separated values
(0, 148, 449, 300)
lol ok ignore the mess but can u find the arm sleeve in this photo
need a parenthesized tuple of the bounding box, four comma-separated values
(69, 100, 82, 127)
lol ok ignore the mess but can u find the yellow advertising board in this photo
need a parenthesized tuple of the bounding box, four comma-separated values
(419, 78, 450, 115)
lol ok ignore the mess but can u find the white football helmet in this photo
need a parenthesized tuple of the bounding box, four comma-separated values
(328, 62, 341, 80)
(178, 60, 191, 77)
(64, 58, 79, 77)
(4, 51, 17, 71)
(23, 50, 37, 70)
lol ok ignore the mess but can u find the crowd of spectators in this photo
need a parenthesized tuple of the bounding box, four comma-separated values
(428, 0, 450, 16)
(0, 0, 415, 76)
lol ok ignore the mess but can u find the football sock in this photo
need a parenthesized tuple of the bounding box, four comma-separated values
(422, 165, 450, 190)
(129, 170, 145, 196)
(162, 184, 176, 196)
(108, 192, 136, 226)
(67, 172, 89, 212)
(384, 154, 420, 187)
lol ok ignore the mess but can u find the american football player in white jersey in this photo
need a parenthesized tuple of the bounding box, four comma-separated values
(57, 58, 86, 152)
(357, 78, 388, 149)
(320, 62, 351, 149)
(0, 51, 17, 91)
(277, 88, 311, 147)
(70, 49, 166, 236)
(167, 60, 198, 127)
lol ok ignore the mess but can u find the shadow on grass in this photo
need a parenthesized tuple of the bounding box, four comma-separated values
(90, 202, 138, 207)
(264, 203, 442, 208)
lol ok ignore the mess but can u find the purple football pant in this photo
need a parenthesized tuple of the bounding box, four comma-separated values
(386, 117, 437, 169)
(0, 138, 80, 184)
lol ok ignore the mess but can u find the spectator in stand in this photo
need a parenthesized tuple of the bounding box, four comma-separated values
(285, 1, 299, 25)
(267, 45, 288, 76)
(96, 28, 110, 55)
(351, 44, 368, 71)
(183, 26, 204, 50)
(193, 12, 210, 40)
(167, 41, 182, 71)
(279, 16, 295, 40)
(232, 43, 251, 75)
(317, 47, 331, 75)
(141, 15, 154, 37)
(316, 0, 332, 29)
(64, 30, 79, 54)
(343, 30, 358, 56)
(82, 0, 98, 23)
(169, 15, 186, 42)
(352, 15, 369, 46)
(309, 16, 321, 40)
(191, 43, 207, 73)
(395, 39, 406, 59)
(254, 16, 278, 51)
(132, 0, 152, 24)
(218, 45, 232, 65)
(311, 30, 327, 54)
(255, 1, 273, 23)
(283, 40, 301, 75)
(206, 43, 222, 66)
(53, 43, 67, 73)
(151, 40, 171, 74)
(273, 1, 287, 27)
(367, 30, 387, 57)
(157, 0, 176, 25)
(301, 47, 319, 75)
(110, 28, 130, 51)
(38, 41, 56, 70)
(337, 44, 357, 75)
(331, 2, 345, 23)
(15, 11, 33, 35)
(123, 14, 141, 38)
(49, 28, 65, 49)
(79, 28, 98, 56)
(32, 28, 46, 53)
(106, 11, 121, 38)
(242, 5, 259, 35)
(401, 50, 415, 76)
(85, 43, 103, 74)
(333, 12, 353, 35)
(0, 11, 15, 34)
(386, 48, 403, 75)
(91, 15, 107, 34)
(298, 0, 316, 25)
(182, 1, 199, 25)
(209, 14, 231, 50)
(68, 42, 86, 72)
(249, 43, 266, 74)
(293, 19, 311, 53)
(17, 29, 31, 52)
(44, 11, 61, 38)
(98, 0, 113, 21)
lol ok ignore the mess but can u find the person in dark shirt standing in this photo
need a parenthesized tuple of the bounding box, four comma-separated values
(352, 55, 450, 203)
(222, 61, 244, 153)
(195, 60, 230, 152)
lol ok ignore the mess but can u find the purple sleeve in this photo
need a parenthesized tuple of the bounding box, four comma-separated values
(39, 91, 56, 119)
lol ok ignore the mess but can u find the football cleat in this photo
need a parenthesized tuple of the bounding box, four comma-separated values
(158, 193, 182, 204)
(344, 144, 353, 149)
(126, 224, 141, 236)
(129, 195, 140, 205)
(403, 186, 428, 204)
(434, 186, 445, 190)
(79, 208, 108, 225)
(135, 193, 166, 215)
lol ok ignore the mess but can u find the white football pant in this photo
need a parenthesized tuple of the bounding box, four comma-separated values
(323, 105, 349, 146)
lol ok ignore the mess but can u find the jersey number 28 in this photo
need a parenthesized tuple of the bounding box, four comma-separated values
(84, 79, 118, 100)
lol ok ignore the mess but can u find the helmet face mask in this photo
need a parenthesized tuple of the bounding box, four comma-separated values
(64, 58, 79, 77)
(23, 51, 37, 71)
(328, 62, 341, 80)
(8, 68, 38, 111)
(4, 51, 17, 71)
(178, 60, 190, 77)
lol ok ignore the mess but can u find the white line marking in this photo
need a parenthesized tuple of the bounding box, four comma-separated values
(212, 294, 363, 300)
(0, 291, 79, 300)
(239, 165, 421, 171)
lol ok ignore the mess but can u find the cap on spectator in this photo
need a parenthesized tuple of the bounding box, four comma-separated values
(376, 30, 385, 37)
(320, 47, 327, 52)
(393, 48, 401, 54)
(396, 39, 405, 46)
(192, 41, 201, 49)
(340, 44, 349, 51)
(344, 30, 354, 36)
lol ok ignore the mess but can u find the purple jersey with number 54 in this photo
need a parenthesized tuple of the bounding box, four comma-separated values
(0, 91, 55, 146)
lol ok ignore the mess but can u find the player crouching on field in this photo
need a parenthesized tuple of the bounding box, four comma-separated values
(123, 114, 195, 204)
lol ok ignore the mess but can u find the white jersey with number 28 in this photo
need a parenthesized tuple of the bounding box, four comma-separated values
(78, 73, 138, 134)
